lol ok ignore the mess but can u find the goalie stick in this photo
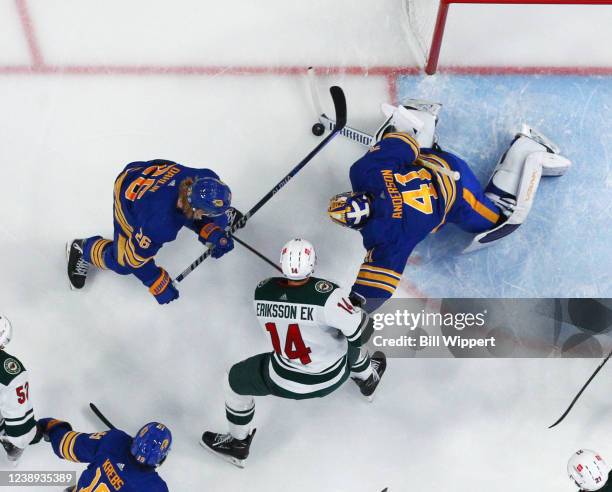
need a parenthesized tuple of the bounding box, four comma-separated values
(174, 85, 347, 284)
(89, 402, 117, 430)
(548, 347, 612, 429)
(307, 68, 459, 182)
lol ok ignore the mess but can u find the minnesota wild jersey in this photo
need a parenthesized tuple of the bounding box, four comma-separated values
(0, 351, 36, 449)
(253, 277, 368, 395)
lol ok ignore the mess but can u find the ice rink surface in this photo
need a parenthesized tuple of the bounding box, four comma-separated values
(0, 1, 611, 491)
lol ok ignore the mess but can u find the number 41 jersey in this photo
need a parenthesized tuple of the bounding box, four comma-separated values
(253, 277, 368, 378)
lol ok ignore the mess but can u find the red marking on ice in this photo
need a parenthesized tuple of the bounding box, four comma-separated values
(14, 0, 43, 67)
(4, 0, 612, 107)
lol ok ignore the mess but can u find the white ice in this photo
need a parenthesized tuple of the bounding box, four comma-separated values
(1, 1, 611, 491)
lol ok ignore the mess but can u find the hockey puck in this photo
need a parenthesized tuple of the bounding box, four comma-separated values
(311, 123, 325, 137)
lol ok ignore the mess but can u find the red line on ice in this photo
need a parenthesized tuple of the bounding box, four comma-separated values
(14, 0, 43, 67)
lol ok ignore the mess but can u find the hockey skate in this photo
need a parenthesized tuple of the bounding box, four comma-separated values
(0, 437, 23, 466)
(352, 351, 387, 402)
(200, 429, 256, 468)
(66, 239, 89, 290)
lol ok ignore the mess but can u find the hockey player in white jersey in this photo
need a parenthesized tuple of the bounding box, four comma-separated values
(0, 316, 37, 464)
(199, 239, 386, 467)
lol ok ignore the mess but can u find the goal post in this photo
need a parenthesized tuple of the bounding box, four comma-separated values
(403, 0, 612, 75)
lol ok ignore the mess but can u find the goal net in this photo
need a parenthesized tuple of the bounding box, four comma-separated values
(403, 0, 612, 74)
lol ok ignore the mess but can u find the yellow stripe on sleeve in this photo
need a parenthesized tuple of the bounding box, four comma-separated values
(359, 264, 402, 280)
(127, 237, 151, 263)
(124, 240, 152, 269)
(355, 279, 397, 295)
(113, 170, 135, 236)
(357, 270, 400, 287)
(67, 433, 82, 462)
(60, 432, 79, 461)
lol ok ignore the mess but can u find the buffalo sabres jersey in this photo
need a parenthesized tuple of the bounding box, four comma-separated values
(112, 159, 228, 282)
(47, 424, 169, 492)
(0, 350, 36, 449)
(349, 132, 459, 310)
(254, 277, 369, 394)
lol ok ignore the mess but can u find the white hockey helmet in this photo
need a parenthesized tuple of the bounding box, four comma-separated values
(0, 315, 13, 348)
(568, 449, 610, 491)
(280, 239, 316, 280)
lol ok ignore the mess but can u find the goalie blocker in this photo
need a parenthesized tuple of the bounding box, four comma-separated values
(464, 125, 571, 253)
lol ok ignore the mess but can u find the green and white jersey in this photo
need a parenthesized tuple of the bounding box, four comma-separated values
(0, 350, 36, 449)
(254, 277, 368, 395)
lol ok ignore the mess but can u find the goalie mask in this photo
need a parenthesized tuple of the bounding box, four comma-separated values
(568, 449, 610, 491)
(328, 192, 371, 229)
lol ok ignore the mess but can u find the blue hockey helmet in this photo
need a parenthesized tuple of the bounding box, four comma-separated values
(187, 177, 231, 216)
(328, 192, 371, 229)
(130, 422, 172, 467)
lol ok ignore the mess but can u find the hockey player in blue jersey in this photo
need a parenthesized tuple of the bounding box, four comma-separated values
(328, 101, 572, 312)
(66, 159, 238, 305)
(37, 417, 171, 492)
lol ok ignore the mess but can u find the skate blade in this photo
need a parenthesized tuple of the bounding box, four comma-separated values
(66, 242, 77, 291)
(199, 439, 246, 469)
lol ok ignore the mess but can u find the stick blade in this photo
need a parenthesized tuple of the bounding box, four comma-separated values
(329, 86, 347, 129)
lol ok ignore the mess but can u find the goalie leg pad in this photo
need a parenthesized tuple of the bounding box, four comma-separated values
(463, 152, 544, 253)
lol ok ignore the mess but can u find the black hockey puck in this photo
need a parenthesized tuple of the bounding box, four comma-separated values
(311, 123, 325, 136)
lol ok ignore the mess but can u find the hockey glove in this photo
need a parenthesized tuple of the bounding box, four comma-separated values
(36, 418, 72, 442)
(349, 291, 366, 309)
(225, 207, 246, 230)
(146, 269, 179, 305)
(198, 224, 234, 259)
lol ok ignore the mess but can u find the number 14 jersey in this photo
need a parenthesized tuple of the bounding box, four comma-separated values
(254, 277, 368, 390)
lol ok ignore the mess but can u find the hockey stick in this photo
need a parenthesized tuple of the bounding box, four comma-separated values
(233, 235, 282, 273)
(307, 68, 459, 182)
(548, 347, 612, 429)
(89, 402, 117, 430)
(174, 86, 347, 284)
(308, 68, 374, 147)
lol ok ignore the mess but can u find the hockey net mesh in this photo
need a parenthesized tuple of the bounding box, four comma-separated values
(402, 0, 440, 67)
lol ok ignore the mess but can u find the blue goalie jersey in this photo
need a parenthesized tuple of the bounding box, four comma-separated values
(47, 423, 169, 492)
(348, 131, 471, 311)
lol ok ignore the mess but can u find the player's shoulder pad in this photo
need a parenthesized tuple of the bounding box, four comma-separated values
(104, 428, 132, 443)
(307, 277, 342, 306)
(0, 350, 26, 386)
(254, 277, 275, 294)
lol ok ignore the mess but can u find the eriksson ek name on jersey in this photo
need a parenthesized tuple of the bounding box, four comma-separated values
(256, 302, 315, 321)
